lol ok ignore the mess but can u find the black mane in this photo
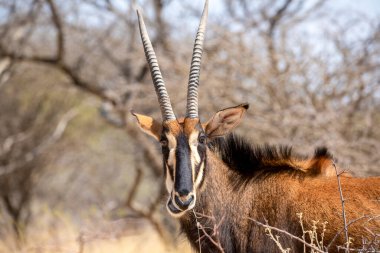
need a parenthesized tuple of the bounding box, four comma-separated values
(209, 133, 332, 179)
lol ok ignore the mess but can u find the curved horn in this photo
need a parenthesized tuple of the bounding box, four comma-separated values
(186, 0, 209, 118)
(137, 10, 176, 121)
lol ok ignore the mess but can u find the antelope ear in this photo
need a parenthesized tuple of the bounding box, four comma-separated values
(131, 111, 162, 141)
(204, 103, 249, 138)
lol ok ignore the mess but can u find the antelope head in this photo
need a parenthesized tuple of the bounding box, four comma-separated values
(132, 0, 248, 217)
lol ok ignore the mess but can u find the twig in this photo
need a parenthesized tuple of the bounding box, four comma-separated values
(193, 211, 225, 253)
(193, 210, 203, 253)
(77, 232, 85, 253)
(125, 167, 143, 207)
(247, 217, 327, 253)
(333, 161, 350, 252)
(45, 0, 64, 62)
(326, 215, 379, 251)
(120, 173, 169, 245)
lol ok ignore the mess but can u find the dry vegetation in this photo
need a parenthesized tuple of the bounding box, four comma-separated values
(0, 0, 379, 252)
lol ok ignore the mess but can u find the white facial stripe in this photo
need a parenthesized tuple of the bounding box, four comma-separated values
(167, 133, 177, 150)
(188, 130, 199, 146)
(194, 162, 204, 188)
(167, 148, 176, 167)
(188, 131, 201, 184)
(191, 145, 201, 164)
(165, 165, 174, 193)
(189, 132, 200, 162)
(165, 133, 177, 194)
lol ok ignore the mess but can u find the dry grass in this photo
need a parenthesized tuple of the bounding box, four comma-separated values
(0, 207, 192, 253)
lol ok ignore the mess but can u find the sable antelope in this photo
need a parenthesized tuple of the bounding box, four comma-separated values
(132, 1, 380, 252)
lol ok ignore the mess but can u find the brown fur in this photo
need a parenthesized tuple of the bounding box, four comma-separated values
(273, 156, 352, 178)
(163, 119, 181, 136)
(132, 108, 372, 253)
(180, 150, 380, 253)
(183, 118, 200, 136)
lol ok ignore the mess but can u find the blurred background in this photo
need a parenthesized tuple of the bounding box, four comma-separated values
(0, 0, 379, 252)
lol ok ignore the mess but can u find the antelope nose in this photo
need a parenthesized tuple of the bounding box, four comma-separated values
(174, 193, 194, 210)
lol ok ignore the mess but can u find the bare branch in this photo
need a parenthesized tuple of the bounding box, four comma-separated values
(125, 167, 143, 207)
(45, 0, 65, 62)
(0, 107, 78, 177)
(326, 215, 379, 251)
(247, 217, 327, 253)
(332, 162, 350, 252)
(193, 211, 226, 253)
(268, 0, 293, 37)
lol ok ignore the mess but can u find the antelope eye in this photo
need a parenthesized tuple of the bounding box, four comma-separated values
(160, 139, 168, 147)
(198, 134, 206, 144)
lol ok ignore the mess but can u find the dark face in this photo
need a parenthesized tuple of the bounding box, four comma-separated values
(161, 118, 207, 217)
(132, 103, 249, 217)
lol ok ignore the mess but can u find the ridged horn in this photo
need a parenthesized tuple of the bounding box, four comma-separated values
(136, 9, 176, 121)
(186, 0, 208, 119)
